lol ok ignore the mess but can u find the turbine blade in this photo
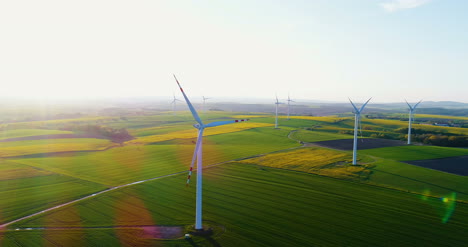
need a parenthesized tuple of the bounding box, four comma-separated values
(359, 97, 372, 113)
(348, 98, 359, 113)
(405, 99, 413, 110)
(173, 75, 203, 126)
(204, 119, 250, 128)
(186, 129, 204, 186)
(413, 100, 423, 109)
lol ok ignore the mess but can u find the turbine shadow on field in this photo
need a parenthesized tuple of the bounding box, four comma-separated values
(186, 236, 222, 247)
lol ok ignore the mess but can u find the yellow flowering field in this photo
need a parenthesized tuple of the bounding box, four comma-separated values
(366, 119, 468, 135)
(128, 122, 274, 144)
(238, 147, 370, 180)
(279, 116, 344, 123)
(415, 114, 468, 120)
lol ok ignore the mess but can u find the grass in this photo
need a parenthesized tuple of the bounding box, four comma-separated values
(360, 145, 468, 161)
(7, 164, 468, 246)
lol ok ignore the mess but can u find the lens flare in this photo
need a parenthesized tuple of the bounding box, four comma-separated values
(420, 190, 457, 223)
(441, 192, 457, 224)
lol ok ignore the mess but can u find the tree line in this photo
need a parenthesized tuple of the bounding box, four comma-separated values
(60, 124, 133, 144)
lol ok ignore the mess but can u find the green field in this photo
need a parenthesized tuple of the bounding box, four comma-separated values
(0, 138, 114, 157)
(0, 129, 73, 140)
(1, 112, 468, 246)
(5, 164, 468, 246)
(360, 145, 468, 161)
(0, 160, 106, 223)
(290, 129, 354, 142)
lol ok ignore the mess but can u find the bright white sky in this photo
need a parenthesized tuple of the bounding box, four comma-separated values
(1, 0, 467, 103)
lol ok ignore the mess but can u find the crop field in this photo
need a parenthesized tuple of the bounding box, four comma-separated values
(365, 119, 468, 135)
(10, 127, 298, 187)
(1, 111, 468, 246)
(0, 129, 73, 141)
(237, 147, 371, 180)
(414, 114, 468, 120)
(128, 122, 274, 145)
(0, 160, 107, 223)
(360, 145, 468, 161)
(4, 164, 468, 246)
(366, 158, 468, 202)
(313, 138, 407, 151)
(281, 115, 345, 123)
(1, 116, 116, 130)
(230, 116, 323, 129)
(290, 129, 354, 142)
(0, 138, 114, 157)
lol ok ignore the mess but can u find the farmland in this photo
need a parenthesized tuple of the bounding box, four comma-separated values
(5, 164, 468, 246)
(0, 110, 467, 246)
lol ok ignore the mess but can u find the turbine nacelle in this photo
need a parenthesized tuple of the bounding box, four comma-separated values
(405, 99, 423, 111)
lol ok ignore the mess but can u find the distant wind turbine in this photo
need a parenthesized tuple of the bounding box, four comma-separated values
(171, 93, 182, 115)
(202, 96, 211, 113)
(349, 98, 372, 165)
(275, 95, 284, 128)
(405, 100, 422, 145)
(174, 75, 249, 231)
(287, 94, 295, 120)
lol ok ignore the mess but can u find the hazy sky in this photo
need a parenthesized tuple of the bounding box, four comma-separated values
(1, 0, 467, 103)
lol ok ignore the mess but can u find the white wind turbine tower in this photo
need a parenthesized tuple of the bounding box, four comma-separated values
(287, 94, 295, 120)
(405, 100, 422, 145)
(174, 75, 249, 231)
(275, 95, 284, 128)
(171, 93, 182, 115)
(202, 96, 211, 113)
(349, 98, 372, 165)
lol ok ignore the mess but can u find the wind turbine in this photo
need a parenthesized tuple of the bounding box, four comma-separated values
(349, 98, 372, 165)
(202, 96, 211, 113)
(405, 100, 422, 145)
(174, 75, 249, 231)
(287, 93, 295, 120)
(171, 93, 182, 115)
(275, 95, 284, 128)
